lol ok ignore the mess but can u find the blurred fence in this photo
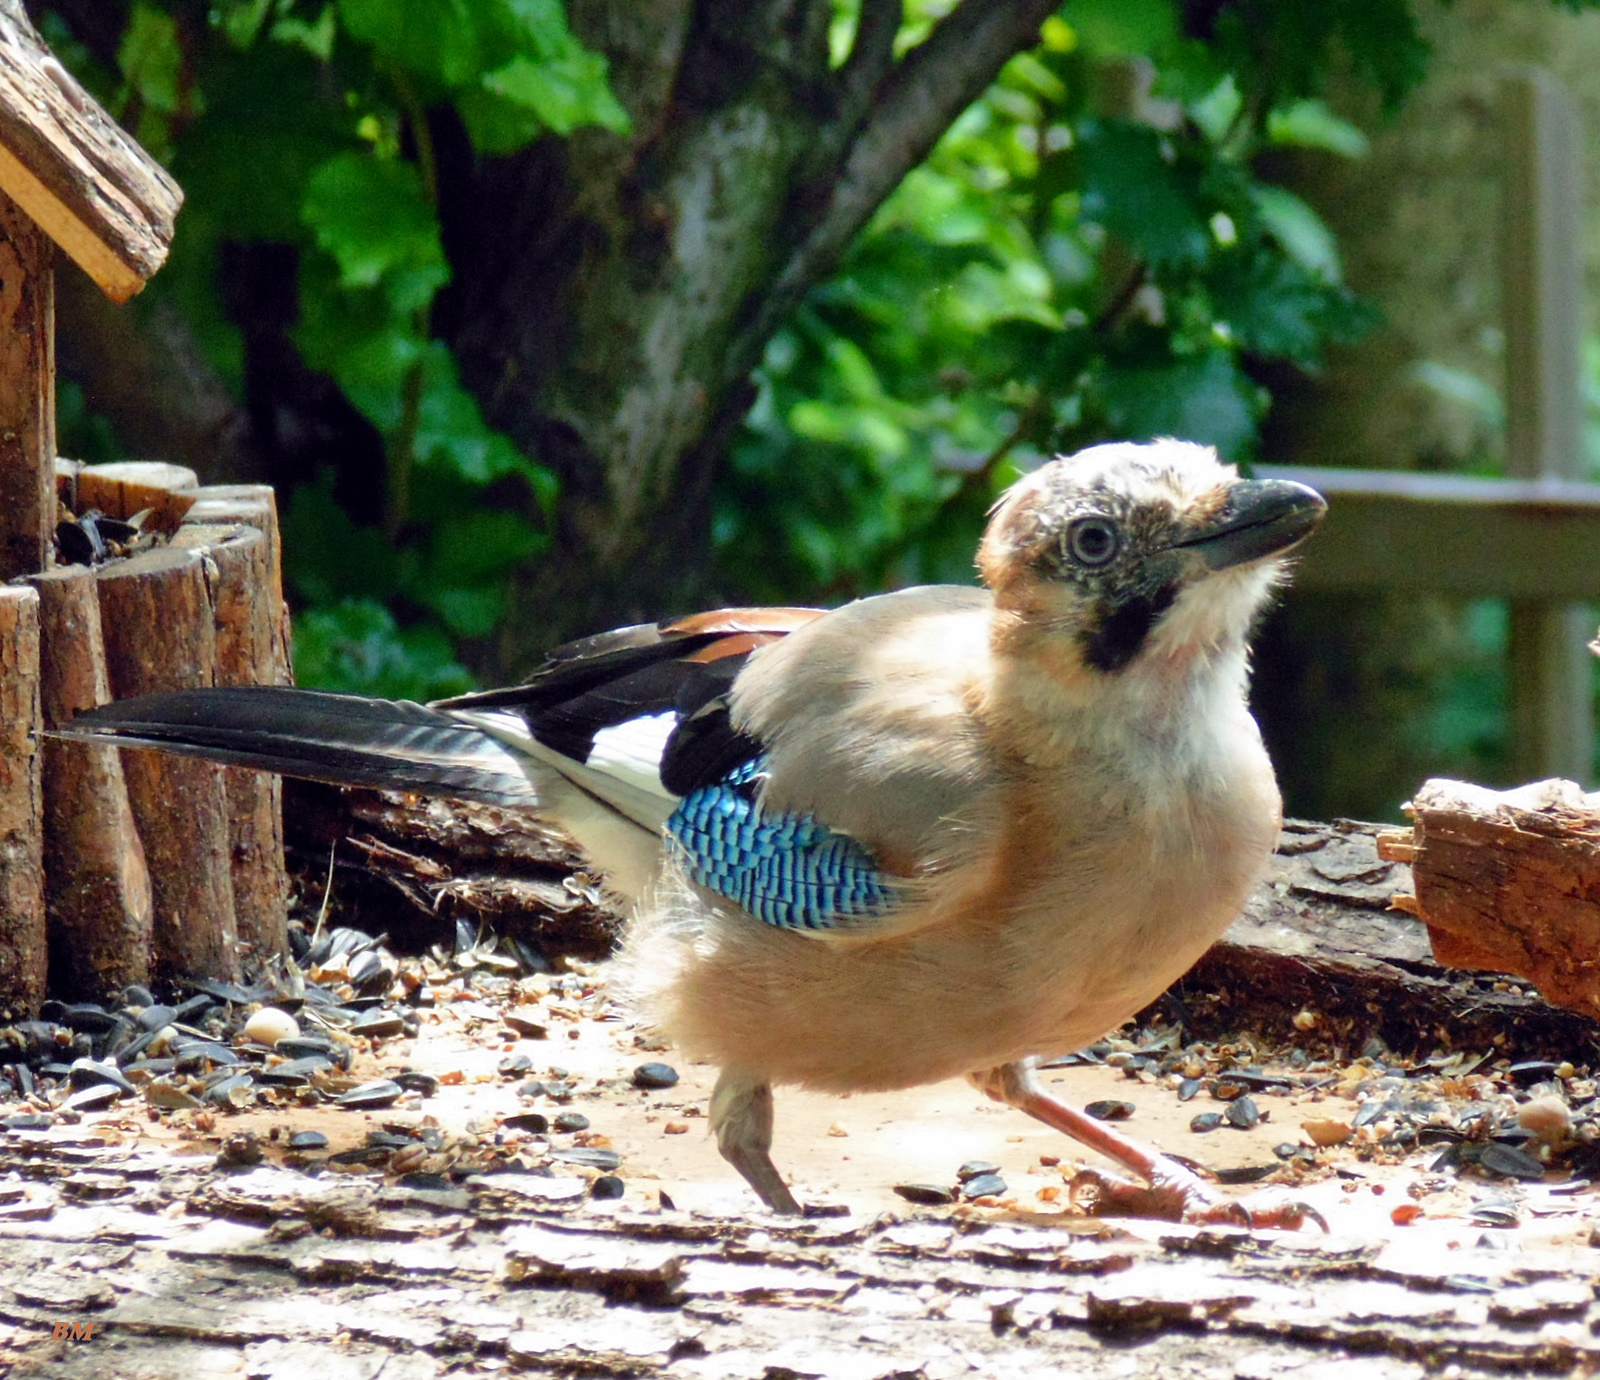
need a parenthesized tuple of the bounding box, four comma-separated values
(1260, 68, 1600, 786)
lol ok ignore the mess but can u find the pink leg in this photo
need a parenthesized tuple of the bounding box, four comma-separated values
(970, 1059, 1323, 1230)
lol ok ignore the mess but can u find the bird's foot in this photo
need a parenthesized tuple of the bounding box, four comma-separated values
(1067, 1161, 1327, 1232)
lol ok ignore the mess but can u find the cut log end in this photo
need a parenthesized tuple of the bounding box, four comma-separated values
(1399, 776, 1600, 1020)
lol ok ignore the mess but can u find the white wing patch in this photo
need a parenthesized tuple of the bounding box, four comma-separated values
(587, 712, 678, 802)
(452, 707, 679, 834)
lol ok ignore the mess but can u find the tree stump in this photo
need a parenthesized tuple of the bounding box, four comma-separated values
(0, 585, 45, 1012)
(95, 546, 239, 982)
(172, 522, 286, 959)
(26, 563, 152, 998)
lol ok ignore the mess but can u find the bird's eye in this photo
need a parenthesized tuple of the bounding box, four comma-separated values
(1066, 517, 1120, 567)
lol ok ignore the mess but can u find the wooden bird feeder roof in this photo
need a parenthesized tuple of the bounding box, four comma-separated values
(0, 0, 181, 302)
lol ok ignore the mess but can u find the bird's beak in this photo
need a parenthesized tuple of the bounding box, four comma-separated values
(1172, 479, 1327, 571)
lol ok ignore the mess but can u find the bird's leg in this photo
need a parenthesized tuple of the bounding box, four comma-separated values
(710, 1067, 801, 1215)
(970, 1059, 1322, 1230)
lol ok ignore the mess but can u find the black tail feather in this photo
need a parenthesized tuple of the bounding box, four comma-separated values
(55, 687, 542, 808)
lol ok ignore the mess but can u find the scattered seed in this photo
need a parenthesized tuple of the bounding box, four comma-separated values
(956, 1160, 1000, 1181)
(894, 1183, 955, 1206)
(551, 1146, 622, 1171)
(337, 1079, 403, 1111)
(1085, 1100, 1135, 1121)
(1225, 1096, 1261, 1129)
(1479, 1143, 1546, 1182)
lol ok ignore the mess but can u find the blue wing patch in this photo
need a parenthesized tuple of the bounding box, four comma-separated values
(666, 758, 893, 932)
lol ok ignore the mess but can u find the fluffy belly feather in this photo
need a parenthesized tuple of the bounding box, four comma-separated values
(618, 780, 1277, 1093)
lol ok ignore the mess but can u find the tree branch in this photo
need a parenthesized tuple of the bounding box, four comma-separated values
(742, 0, 1057, 357)
(832, 0, 902, 135)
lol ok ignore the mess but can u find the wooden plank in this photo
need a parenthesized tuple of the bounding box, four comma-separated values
(0, 0, 180, 301)
(0, 193, 53, 582)
(1255, 465, 1600, 599)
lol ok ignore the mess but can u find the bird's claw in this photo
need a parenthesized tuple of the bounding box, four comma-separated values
(1068, 1165, 1327, 1232)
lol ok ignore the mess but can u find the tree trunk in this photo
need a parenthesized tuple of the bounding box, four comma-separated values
(442, 0, 1057, 673)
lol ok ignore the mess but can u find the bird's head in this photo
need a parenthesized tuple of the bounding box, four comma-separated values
(977, 439, 1325, 679)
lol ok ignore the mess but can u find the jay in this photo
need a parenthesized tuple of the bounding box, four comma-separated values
(62, 439, 1326, 1222)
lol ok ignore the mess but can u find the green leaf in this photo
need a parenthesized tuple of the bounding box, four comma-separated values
(1098, 349, 1258, 460)
(336, 0, 480, 89)
(478, 51, 630, 136)
(217, 0, 274, 49)
(292, 598, 473, 699)
(281, 471, 402, 607)
(414, 344, 555, 492)
(301, 152, 449, 300)
(272, 7, 338, 61)
(120, 3, 183, 114)
(1064, 0, 1178, 58)
(1266, 100, 1370, 158)
(1079, 121, 1209, 268)
(1252, 185, 1341, 283)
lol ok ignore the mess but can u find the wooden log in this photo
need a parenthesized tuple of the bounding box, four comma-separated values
(0, 0, 181, 303)
(171, 524, 286, 960)
(27, 564, 152, 998)
(96, 547, 239, 982)
(0, 586, 45, 1013)
(0, 193, 53, 582)
(1378, 777, 1600, 1021)
(56, 458, 198, 534)
(183, 485, 291, 682)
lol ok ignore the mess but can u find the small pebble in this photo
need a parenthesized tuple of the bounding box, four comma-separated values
(959, 1173, 1007, 1200)
(1190, 1112, 1224, 1133)
(633, 1062, 679, 1090)
(289, 1130, 330, 1151)
(499, 1053, 534, 1079)
(244, 1008, 299, 1047)
(504, 1013, 548, 1039)
(956, 1160, 1000, 1181)
(1301, 1117, 1354, 1147)
(503, 1112, 549, 1134)
(553, 1112, 590, 1133)
(590, 1175, 625, 1200)
(1517, 1095, 1572, 1148)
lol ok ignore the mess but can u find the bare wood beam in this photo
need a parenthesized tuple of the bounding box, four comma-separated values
(0, 193, 53, 582)
(1258, 465, 1600, 601)
(0, 0, 180, 301)
(1500, 68, 1592, 783)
